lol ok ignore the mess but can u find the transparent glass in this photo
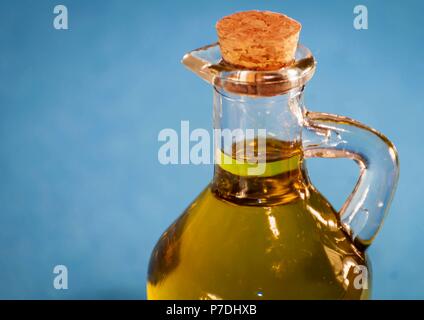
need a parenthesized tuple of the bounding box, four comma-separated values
(147, 44, 399, 300)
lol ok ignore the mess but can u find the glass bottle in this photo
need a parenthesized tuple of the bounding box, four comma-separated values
(147, 44, 399, 299)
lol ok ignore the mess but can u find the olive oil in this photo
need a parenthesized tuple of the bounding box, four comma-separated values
(147, 139, 369, 299)
(147, 33, 399, 300)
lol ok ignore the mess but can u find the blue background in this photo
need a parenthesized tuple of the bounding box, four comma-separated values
(0, 0, 422, 299)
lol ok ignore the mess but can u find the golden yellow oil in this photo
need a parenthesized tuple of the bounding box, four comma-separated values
(147, 139, 369, 299)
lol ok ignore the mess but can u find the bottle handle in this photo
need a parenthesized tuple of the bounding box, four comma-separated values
(302, 111, 399, 248)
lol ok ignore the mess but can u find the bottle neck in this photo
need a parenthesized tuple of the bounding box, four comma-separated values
(211, 87, 308, 205)
(213, 86, 304, 145)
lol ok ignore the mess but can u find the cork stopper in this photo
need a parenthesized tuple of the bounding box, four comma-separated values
(216, 10, 301, 71)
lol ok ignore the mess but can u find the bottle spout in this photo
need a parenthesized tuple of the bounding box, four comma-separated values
(182, 43, 316, 97)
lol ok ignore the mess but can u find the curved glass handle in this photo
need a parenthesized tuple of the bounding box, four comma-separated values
(302, 111, 399, 248)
